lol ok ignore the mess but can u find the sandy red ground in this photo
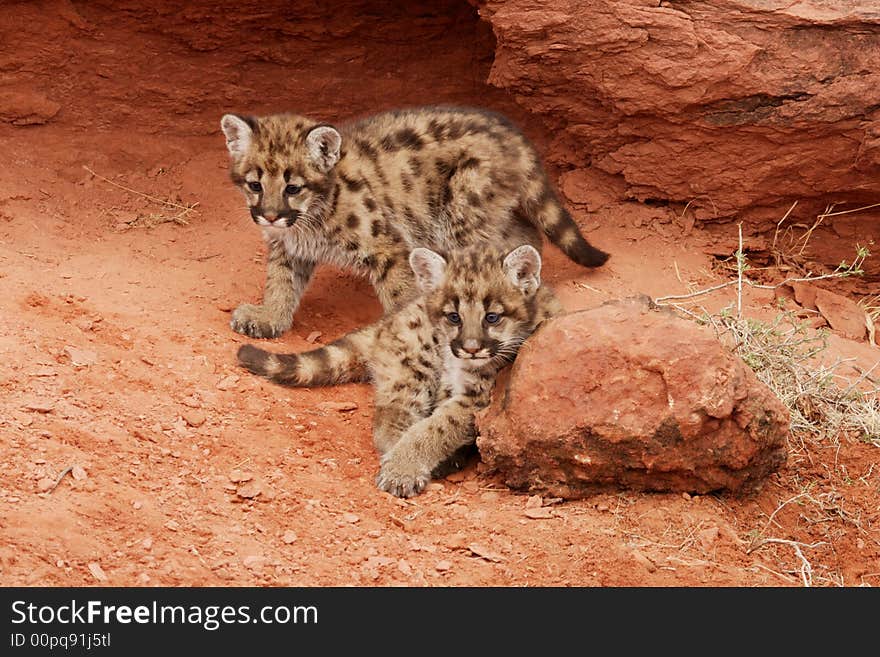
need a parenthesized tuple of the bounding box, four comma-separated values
(1, 0, 878, 587)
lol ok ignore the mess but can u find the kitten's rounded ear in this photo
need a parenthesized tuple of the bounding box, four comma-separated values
(306, 125, 342, 173)
(503, 245, 542, 295)
(221, 114, 255, 159)
(409, 248, 447, 292)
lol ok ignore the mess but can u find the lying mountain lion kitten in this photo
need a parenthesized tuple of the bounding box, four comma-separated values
(221, 105, 606, 338)
(237, 244, 561, 497)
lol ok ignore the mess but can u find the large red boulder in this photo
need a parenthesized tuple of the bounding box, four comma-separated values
(472, 0, 880, 219)
(475, 297, 789, 497)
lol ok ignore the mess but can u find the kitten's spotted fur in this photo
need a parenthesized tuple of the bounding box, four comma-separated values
(221, 106, 605, 338)
(237, 245, 561, 497)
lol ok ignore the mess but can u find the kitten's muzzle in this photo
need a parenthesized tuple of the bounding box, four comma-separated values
(251, 207, 299, 227)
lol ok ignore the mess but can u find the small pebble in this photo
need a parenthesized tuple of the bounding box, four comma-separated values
(237, 481, 262, 499)
(182, 409, 207, 428)
(316, 401, 358, 412)
(87, 562, 108, 582)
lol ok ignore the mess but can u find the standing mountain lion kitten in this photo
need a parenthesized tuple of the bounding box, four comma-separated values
(237, 245, 561, 497)
(221, 106, 606, 338)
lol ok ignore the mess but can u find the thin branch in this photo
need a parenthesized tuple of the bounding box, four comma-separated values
(83, 165, 199, 213)
(749, 538, 826, 587)
(817, 202, 880, 220)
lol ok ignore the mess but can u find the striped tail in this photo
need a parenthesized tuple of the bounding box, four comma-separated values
(237, 327, 374, 387)
(525, 184, 609, 268)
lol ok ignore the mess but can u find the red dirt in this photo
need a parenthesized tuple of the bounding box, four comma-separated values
(1, 0, 878, 587)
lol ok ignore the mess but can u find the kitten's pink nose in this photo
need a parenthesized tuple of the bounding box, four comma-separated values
(263, 212, 277, 221)
(462, 340, 481, 355)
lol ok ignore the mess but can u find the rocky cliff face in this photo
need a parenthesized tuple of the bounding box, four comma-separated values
(472, 0, 880, 220)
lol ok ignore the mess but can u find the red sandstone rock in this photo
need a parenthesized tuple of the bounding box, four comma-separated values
(0, 88, 61, 126)
(778, 282, 867, 341)
(475, 296, 789, 497)
(472, 0, 880, 219)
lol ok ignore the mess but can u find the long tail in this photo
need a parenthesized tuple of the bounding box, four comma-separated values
(237, 327, 374, 387)
(524, 183, 609, 268)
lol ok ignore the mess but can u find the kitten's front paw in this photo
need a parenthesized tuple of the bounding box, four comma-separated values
(376, 451, 432, 499)
(230, 303, 289, 339)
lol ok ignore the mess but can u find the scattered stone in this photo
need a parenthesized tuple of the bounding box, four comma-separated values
(228, 469, 253, 483)
(282, 531, 298, 544)
(216, 374, 239, 390)
(23, 399, 54, 414)
(242, 555, 266, 569)
(445, 533, 468, 550)
(55, 560, 64, 568)
(316, 401, 358, 412)
(434, 560, 452, 572)
(182, 409, 207, 428)
(133, 501, 143, 510)
(37, 477, 55, 493)
(137, 573, 151, 585)
(305, 331, 322, 343)
(366, 530, 382, 538)
(164, 520, 180, 531)
(631, 549, 657, 573)
(426, 482, 445, 492)
(216, 301, 235, 312)
(525, 495, 543, 509)
(342, 513, 360, 524)
(524, 507, 555, 519)
(71, 465, 87, 481)
(142, 537, 153, 550)
(73, 317, 98, 332)
(87, 562, 108, 582)
(445, 471, 467, 483)
(181, 395, 201, 408)
(237, 480, 262, 499)
(140, 356, 155, 366)
(814, 288, 869, 341)
(28, 367, 57, 377)
(397, 559, 412, 576)
(698, 526, 720, 551)
(480, 491, 500, 502)
(293, 424, 308, 432)
(64, 345, 98, 366)
(467, 543, 505, 563)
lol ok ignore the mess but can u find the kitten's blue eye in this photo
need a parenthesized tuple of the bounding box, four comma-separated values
(485, 312, 501, 325)
(446, 312, 461, 326)
(285, 184, 302, 195)
(247, 181, 262, 192)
